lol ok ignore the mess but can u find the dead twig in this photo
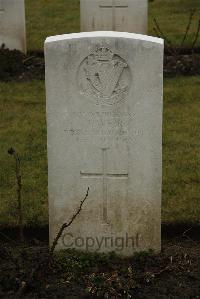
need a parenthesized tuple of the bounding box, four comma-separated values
(49, 187, 90, 256)
(180, 11, 195, 49)
(0, 230, 17, 245)
(182, 227, 193, 237)
(191, 19, 200, 51)
(8, 147, 24, 242)
(154, 12, 200, 56)
(153, 18, 175, 53)
(153, 27, 175, 56)
(16, 187, 89, 297)
(182, 227, 198, 245)
(153, 265, 172, 277)
(23, 55, 35, 64)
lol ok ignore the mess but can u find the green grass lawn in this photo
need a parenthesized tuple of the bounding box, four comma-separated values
(0, 82, 48, 226)
(25, 0, 200, 51)
(0, 77, 199, 227)
(163, 77, 200, 224)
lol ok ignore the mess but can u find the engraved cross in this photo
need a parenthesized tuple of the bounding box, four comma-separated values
(99, 0, 128, 30)
(80, 148, 128, 224)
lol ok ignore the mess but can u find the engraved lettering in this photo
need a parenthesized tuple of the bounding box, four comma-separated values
(63, 111, 144, 142)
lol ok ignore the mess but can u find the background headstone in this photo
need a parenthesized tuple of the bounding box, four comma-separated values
(0, 0, 26, 53)
(80, 0, 148, 34)
(45, 32, 163, 256)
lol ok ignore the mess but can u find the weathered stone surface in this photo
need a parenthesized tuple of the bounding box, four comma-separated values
(80, 0, 148, 34)
(45, 32, 163, 256)
(0, 0, 26, 53)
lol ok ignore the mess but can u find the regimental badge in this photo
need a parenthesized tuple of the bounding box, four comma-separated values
(77, 47, 131, 105)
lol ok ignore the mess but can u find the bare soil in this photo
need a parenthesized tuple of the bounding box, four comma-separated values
(0, 225, 199, 298)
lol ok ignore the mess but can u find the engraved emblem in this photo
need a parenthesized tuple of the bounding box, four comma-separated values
(77, 47, 131, 105)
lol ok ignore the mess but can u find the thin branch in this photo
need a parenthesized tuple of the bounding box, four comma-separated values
(153, 27, 175, 56)
(50, 187, 90, 256)
(16, 187, 89, 296)
(180, 10, 195, 49)
(153, 18, 177, 56)
(182, 227, 192, 237)
(182, 227, 198, 245)
(191, 19, 200, 51)
(153, 18, 173, 48)
(153, 27, 161, 38)
(23, 56, 35, 64)
(8, 147, 24, 242)
(0, 231, 18, 245)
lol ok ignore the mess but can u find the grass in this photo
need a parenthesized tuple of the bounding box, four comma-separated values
(149, 0, 200, 48)
(0, 81, 48, 226)
(25, 0, 80, 51)
(163, 76, 200, 223)
(0, 77, 199, 226)
(25, 0, 200, 51)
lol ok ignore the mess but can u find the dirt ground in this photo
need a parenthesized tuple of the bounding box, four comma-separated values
(0, 47, 200, 82)
(0, 225, 200, 298)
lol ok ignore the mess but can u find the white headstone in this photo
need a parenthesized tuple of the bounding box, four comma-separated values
(45, 32, 163, 256)
(0, 0, 26, 53)
(80, 0, 148, 34)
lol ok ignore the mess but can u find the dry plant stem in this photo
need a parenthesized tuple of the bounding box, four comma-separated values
(50, 187, 90, 256)
(8, 148, 24, 242)
(153, 18, 174, 48)
(182, 227, 198, 245)
(180, 11, 195, 49)
(154, 13, 200, 56)
(153, 28, 175, 56)
(191, 19, 200, 50)
(16, 186, 89, 297)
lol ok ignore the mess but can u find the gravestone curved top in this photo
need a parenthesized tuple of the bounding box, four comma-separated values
(46, 31, 162, 44)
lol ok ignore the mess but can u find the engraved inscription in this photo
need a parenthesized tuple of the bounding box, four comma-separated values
(63, 111, 143, 143)
(64, 112, 131, 136)
(77, 47, 131, 105)
(99, 0, 129, 30)
(80, 148, 128, 224)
